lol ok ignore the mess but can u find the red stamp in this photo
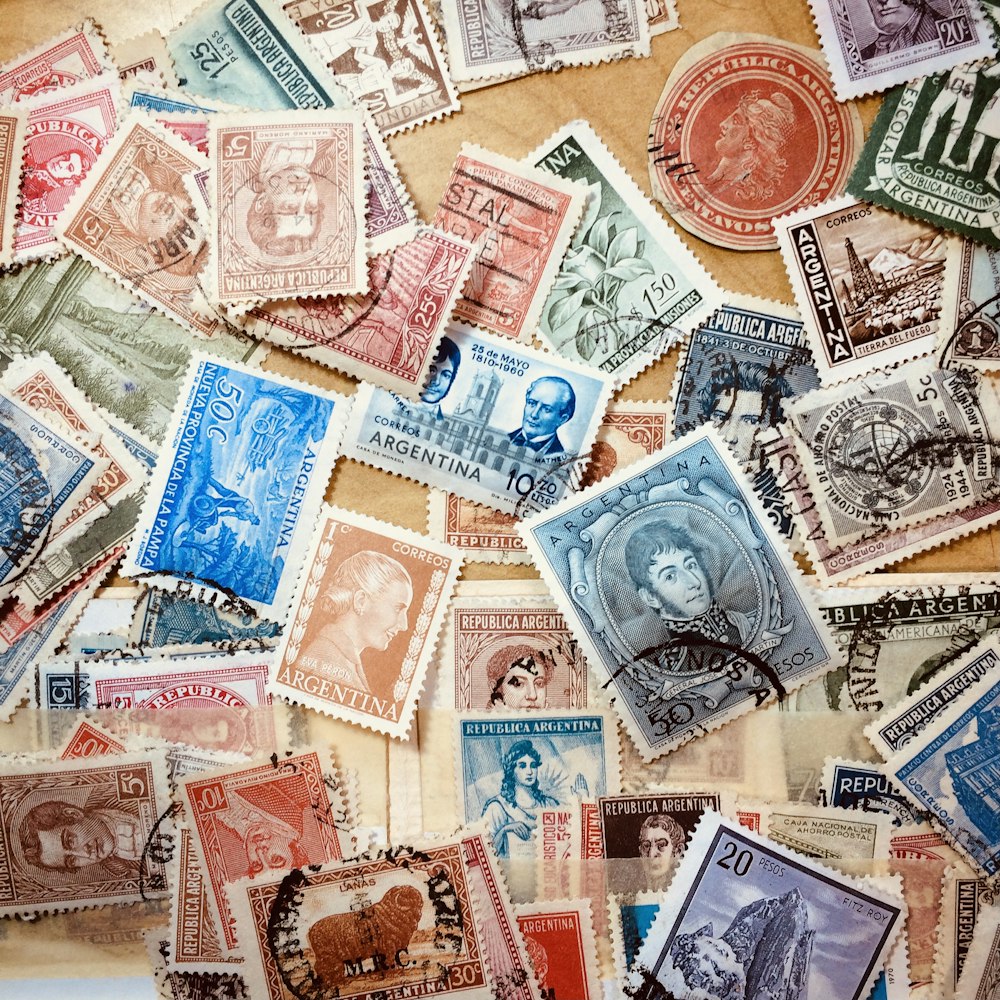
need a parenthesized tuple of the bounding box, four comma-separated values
(648, 33, 862, 251)
(58, 719, 127, 759)
(433, 144, 585, 341)
(246, 227, 474, 396)
(209, 110, 367, 304)
(179, 752, 347, 954)
(515, 901, 600, 1000)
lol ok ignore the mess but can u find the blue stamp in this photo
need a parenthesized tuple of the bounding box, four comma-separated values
(344, 323, 612, 517)
(455, 713, 619, 859)
(124, 354, 348, 617)
(131, 589, 281, 647)
(822, 759, 924, 826)
(617, 898, 660, 971)
(522, 426, 839, 759)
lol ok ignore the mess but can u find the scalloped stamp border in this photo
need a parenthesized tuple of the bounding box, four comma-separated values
(112, 30, 180, 88)
(514, 897, 601, 1000)
(939, 234, 1000, 372)
(0, 105, 26, 268)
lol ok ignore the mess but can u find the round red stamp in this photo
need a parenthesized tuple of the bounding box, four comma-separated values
(647, 33, 862, 252)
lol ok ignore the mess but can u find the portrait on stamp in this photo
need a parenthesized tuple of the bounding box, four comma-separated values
(857, 0, 955, 59)
(508, 376, 575, 459)
(486, 644, 553, 710)
(636, 813, 685, 889)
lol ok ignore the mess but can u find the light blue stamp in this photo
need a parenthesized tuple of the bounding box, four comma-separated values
(455, 712, 619, 859)
(521, 425, 840, 760)
(123, 353, 350, 619)
(130, 588, 281, 647)
(344, 323, 612, 517)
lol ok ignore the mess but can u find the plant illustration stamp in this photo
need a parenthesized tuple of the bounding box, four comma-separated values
(244, 227, 474, 397)
(628, 811, 905, 1000)
(273, 505, 462, 737)
(0, 751, 171, 916)
(0, 107, 26, 268)
(344, 322, 612, 516)
(123, 353, 350, 618)
(808, 0, 995, 100)
(208, 110, 366, 305)
(849, 60, 1000, 248)
(776, 195, 948, 384)
(179, 751, 348, 953)
(530, 120, 719, 383)
(940, 235, 1000, 370)
(433, 144, 586, 342)
(521, 425, 840, 760)
(515, 899, 600, 1000)
(647, 33, 863, 251)
(455, 711, 620, 859)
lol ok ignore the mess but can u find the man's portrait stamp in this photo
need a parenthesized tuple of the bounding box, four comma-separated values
(455, 711, 620, 860)
(179, 751, 348, 954)
(515, 899, 600, 1000)
(433, 145, 586, 342)
(628, 811, 905, 1000)
(344, 322, 612, 517)
(244, 227, 474, 397)
(776, 195, 948, 385)
(286, 0, 461, 134)
(647, 33, 863, 252)
(54, 116, 221, 338)
(530, 120, 719, 384)
(272, 505, 462, 737)
(0, 750, 171, 916)
(809, 0, 995, 100)
(0, 107, 26, 268)
(940, 235, 1000, 370)
(522, 425, 840, 760)
(208, 110, 367, 305)
(123, 353, 350, 619)
(783, 361, 1000, 549)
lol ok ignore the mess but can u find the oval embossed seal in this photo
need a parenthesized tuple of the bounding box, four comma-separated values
(648, 33, 862, 251)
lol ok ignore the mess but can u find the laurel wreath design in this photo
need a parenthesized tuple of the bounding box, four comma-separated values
(393, 568, 445, 703)
(284, 538, 335, 665)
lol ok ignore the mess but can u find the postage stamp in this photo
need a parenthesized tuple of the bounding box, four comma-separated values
(286, 0, 460, 134)
(57, 718, 127, 760)
(179, 751, 348, 953)
(849, 59, 1000, 248)
(243, 227, 475, 396)
(808, 0, 995, 100)
(521, 425, 841, 760)
(628, 811, 906, 1000)
(344, 321, 612, 516)
(515, 899, 600, 1000)
(0, 750, 172, 916)
(54, 116, 221, 338)
(123, 353, 350, 618)
(433, 579, 589, 712)
(939, 234, 1000, 370)
(438, 0, 649, 81)
(646, 0, 677, 34)
(0, 107, 26, 268)
(783, 360, 1000, 548)
(952, 888, 1000, 998)
(130, 588, 282, 648)
(432, 144, 586, 342)
(647, 32, 863, 251)
(125, 83, 238, 157)
(208, 110, 367, 305)
(822, 757, 931, 825)
(455, 712, 620, 860)
(112, 30, 179, 87)
(0, 20, 115, 104)
(530, 120, 719, 384)
(608, 890, 661, 980)
(776, 195, 948, 384)
(934, 861, 989, 996)
(272, 505, 462, 737)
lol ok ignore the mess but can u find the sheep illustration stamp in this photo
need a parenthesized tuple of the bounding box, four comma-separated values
(273, 505, 462, 737)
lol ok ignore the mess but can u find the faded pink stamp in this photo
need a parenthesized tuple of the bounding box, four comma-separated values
(209, 110, 367, 305)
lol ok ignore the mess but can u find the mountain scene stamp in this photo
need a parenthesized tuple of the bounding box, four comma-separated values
(940, 235, 1000, 370)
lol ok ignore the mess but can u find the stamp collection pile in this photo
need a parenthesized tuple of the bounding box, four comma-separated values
(3, 0, 1000, 997)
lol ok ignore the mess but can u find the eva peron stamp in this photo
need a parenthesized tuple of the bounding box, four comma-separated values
(521, 425, 841, 760)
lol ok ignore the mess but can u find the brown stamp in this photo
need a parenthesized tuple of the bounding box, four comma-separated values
(58, 719, 127, 760)
(209, 110, 367, 305)
(273, 505, 462, 737)
(0, 106, 26, 268)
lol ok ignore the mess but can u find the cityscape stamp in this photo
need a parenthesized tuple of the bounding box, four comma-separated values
(776, 195, 947, 385)
(455, 711, 620, 860)
(627, 811, 905, 1000)
(343, 322, 612, 517)
(849, 61, 1000, 249)
(130, 588, 282, 648)
(432, 144, 586, 342)
(286, 0, 461, 134)
(940, 235, 1000, 370)
(808, 0, 995, 100)
(0, 107, 26, 268)
(16, 76, 120, 262)
(521, 425, 840, 760)
(272, 505, 462, 737)
(515, 899, 600, 1000)
(54, 117, 221, 338)
(0, 750, 172, 916)
(123, 353, 351, 618)
(179, 751, 348, 953)
(783, 360, 1000, 548)
(438, 0, 649, 81)
(244, 227, 475, 397)
(208, 110, 367, 305)
(530, 120, 719, 384)
(647, 33, 863, 251)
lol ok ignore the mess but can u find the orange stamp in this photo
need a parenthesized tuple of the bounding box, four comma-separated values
(208, 110, 367, 306)
(0, 106, 26, 268)
(273, 505, 462, 738)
